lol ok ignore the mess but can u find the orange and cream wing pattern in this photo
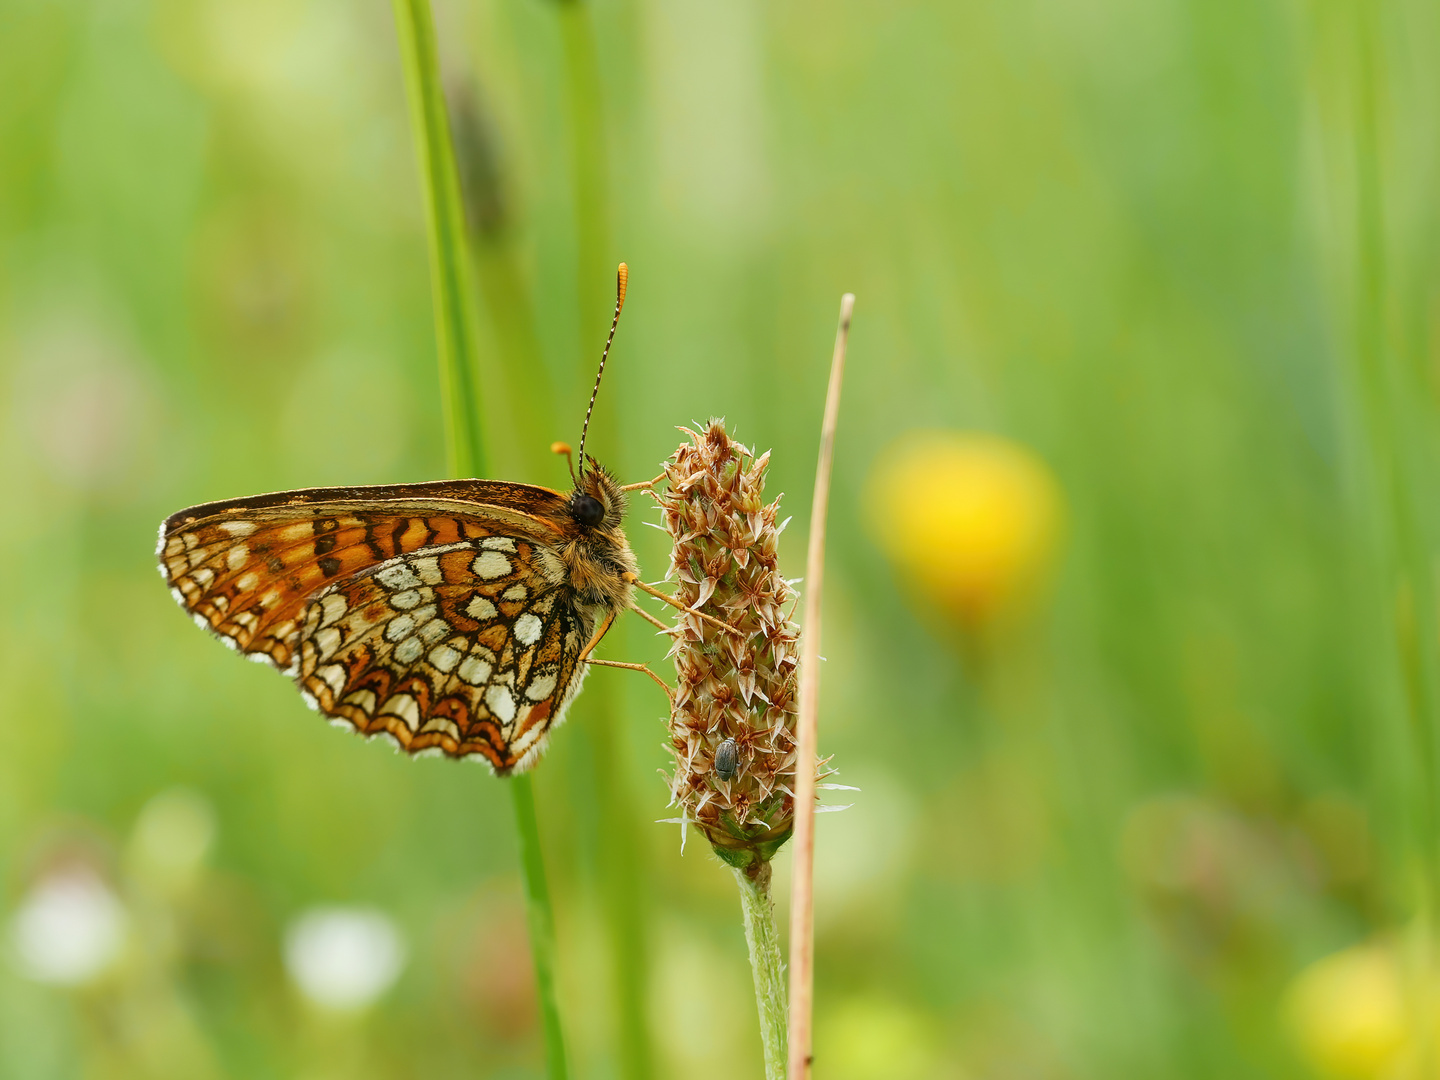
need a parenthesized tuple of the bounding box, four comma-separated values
(157, 481, 592, 773)
(294, 535, 592, 772)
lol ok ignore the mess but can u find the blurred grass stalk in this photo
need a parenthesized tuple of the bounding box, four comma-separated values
(550, 3, 658, 1078)
(1331, 0, 1440, 1068)
(390, 2, 569, 1077)
(448, 81, 555, 473)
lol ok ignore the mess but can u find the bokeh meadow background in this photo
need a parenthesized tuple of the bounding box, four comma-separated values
(3, 0, 1440, 1077)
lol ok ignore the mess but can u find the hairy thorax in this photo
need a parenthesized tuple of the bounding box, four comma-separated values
(548, 463, 639, 613)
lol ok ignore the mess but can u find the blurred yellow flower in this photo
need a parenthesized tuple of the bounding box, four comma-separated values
(1285, 940, 1440, 1079)
(865, 430, 1063, 626)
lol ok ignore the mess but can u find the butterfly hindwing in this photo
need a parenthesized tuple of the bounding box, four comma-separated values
(295, 535, 593, 772)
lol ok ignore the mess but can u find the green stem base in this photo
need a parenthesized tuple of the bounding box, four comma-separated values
(734, 863, 788, 1080)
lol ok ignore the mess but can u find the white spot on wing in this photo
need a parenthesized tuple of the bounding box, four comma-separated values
(481, 537, 517, 553)
(485, 684, 517, 724)
(390, 589, 422, 610)
(384, 614, 416, 643)
(314, 626, 342, 660)
(226, 545, 250, 571)
(417, 618, 449, 646)
(395, 636, 423, 664)
(420, 715, 460, 739)
(525, 673, 557, 701)
(410, 557, 443, 585)
(220, 521, 256, 537)
(458, 654, 493, 686)
(502, 584, 528, 601)
(472, 551, 511, 579)
(377, 564, 421, 591)
(466, 596, 497, 621)
(319, 593, 348, 627)
(514, 613, 542, 646)
(428, 644, 462, 673)
(317, 664, 346, 697)
(381, 693, 421, 731)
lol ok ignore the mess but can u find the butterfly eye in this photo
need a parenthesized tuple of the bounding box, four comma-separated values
(714, 737, 740, 781)
(573, 494, 605, 528)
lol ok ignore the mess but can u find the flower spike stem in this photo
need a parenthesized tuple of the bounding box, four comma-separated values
(735, 863, 788, 1080)
(787, 293, 855, 1079)
(391, 3, 568, 1077)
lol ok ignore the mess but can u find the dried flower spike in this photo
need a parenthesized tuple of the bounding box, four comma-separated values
(657, 420, 813, 870)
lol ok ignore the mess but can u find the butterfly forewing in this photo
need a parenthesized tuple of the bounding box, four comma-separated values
(157, 480, 600, 773)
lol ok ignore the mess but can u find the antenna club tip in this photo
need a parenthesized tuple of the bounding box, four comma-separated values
(616, 263, 629, 312)
(551, 441, 573, 456)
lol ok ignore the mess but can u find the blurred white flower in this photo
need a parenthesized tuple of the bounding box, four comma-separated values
(283, 906, 406, 1011)
(9, 867, 126, 986)
(127, 788, 217, 892)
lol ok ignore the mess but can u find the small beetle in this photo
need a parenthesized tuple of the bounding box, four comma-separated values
(713, 737, 741, 781)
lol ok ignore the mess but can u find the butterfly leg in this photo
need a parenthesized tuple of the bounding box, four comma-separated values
(577, 609, 618, 664)
(622, 574, 742, 637)
(584, 658, 675, 704)
(620, 472, 665, 492)
(629, 602, 670, 632)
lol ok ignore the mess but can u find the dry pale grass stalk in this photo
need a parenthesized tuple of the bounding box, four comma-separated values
(787, 293, 854, 1079)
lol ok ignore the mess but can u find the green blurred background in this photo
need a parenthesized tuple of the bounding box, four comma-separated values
(2, 0, 1439, 1077)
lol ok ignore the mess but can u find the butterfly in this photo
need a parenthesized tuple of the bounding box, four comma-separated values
(157, 265, 717, 774)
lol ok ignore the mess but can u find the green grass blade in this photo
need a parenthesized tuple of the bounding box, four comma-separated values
(511, 774, 571, 1080)
(392, 0, 486, 478)
(391, 4, 568, 1077)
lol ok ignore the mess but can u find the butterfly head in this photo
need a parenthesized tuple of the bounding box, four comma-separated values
(569, 456, 627, 532)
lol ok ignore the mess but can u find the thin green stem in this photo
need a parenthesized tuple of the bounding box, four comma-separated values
(511, 774, 571, 1080)
(392, 0, 485, 476)
(391, 4, 569, 1077)
(589, 674, 654, 1080)
(734, 863, 788, 1080)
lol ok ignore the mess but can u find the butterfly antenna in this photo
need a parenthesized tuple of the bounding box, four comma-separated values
(576, 262, 628, 475)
